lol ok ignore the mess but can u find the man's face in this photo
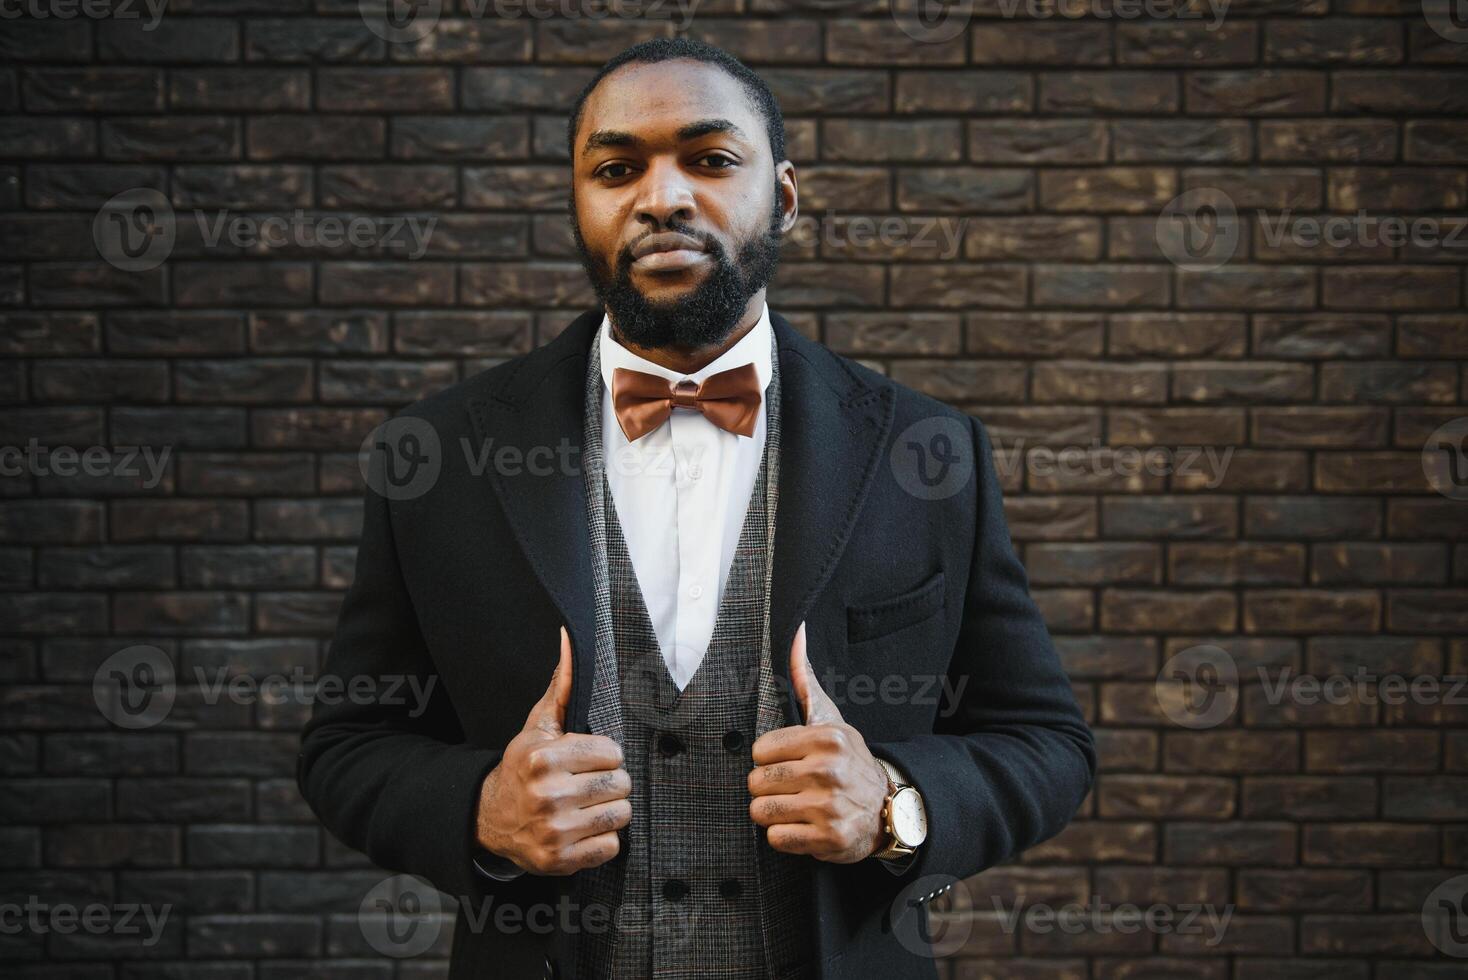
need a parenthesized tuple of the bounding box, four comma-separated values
(569, 59, 797, 351)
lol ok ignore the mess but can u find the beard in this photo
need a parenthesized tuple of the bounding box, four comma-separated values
(571, 183, 785, 351)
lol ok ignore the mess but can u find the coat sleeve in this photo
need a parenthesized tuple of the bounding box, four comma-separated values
(868, 412, 1096, 891)
(296, 440, 506, 903)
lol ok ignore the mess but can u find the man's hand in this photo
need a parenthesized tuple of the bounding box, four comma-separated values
(475, 626, 632, 876)
(747, 621, 890, 863)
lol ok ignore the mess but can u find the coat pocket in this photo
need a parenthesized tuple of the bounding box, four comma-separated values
(845, 569, 946, 646)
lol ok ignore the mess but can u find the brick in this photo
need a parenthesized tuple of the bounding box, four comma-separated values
(824, 119, 962, 162)
(828, 313, 961, 356)
(1040, 73, 1179, 113)
(1171, 543, 1306, 586)
(1186, 71, 1328, 114)
(1302, 824, 1438, 867)
(1260, 120, 1397, 162)
(1265, 20, 1404, 64)
(971, 22, 1111, 65)
(896, 167, 1031, 212)
(895, 72, 1030, 113)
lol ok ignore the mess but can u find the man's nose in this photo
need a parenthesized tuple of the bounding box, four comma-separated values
(634, 159, 695, 229)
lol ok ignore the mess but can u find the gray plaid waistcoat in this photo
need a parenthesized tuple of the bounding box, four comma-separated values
(570, 326, 816, 980)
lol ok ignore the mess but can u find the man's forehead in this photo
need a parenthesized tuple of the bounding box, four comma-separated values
(578, 60, 763, 150)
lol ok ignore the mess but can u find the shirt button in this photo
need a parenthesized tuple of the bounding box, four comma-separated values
(688, 584, 703, 599)
(688, 463, 702, 479)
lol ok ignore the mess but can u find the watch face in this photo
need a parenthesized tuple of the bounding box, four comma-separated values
(890, 787, 927, 847)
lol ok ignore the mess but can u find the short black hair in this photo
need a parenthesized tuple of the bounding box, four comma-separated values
(565, 37, 787, 165)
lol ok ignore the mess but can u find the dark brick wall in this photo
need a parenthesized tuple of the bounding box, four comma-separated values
(2, 2, 1467, 977)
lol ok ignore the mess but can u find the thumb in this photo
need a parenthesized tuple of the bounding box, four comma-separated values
(529, 625, 573, 737)
(789, 621, 840, 725)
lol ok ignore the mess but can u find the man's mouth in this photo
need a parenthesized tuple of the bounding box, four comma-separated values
(629, 232, 709, 273)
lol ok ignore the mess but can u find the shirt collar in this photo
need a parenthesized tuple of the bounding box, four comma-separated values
(598, 302, 773, 397)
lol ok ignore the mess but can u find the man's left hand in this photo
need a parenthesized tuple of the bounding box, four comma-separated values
(748, 621, 890, 863)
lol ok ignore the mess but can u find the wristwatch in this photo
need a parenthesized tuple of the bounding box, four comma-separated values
(873, 757, 928, 861)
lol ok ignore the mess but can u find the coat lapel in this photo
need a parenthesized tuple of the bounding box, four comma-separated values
(467, 308, 896, 732)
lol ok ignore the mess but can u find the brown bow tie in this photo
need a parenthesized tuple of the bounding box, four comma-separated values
(611, 362, 762, 443)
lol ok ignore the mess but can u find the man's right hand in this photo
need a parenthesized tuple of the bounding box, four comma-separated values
(475, 626, 632, 876)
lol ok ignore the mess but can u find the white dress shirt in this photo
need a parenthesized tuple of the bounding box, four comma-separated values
(597, 302, 774, 691)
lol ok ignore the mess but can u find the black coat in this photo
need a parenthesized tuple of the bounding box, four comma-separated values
(297, 308, 1096, 979)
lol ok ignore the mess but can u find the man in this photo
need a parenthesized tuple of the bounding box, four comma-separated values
(297, 37, 1094, 980)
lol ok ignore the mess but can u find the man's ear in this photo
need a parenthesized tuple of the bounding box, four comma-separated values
(776, 160, 799, 236)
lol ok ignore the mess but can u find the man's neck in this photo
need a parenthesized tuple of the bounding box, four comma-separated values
(609, 292, 765, 376)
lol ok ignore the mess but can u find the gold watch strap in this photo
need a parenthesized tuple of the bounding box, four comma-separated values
(874, 757, 916, 860)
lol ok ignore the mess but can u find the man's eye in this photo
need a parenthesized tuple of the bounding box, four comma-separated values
(697, 153, 736, 169)
(596, 163, 633, 179)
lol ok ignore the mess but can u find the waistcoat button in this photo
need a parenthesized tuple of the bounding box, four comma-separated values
(662, 878, 689, 902)
(657, 733, 684, 757)
(718, 878, 742, 899)
(722, 730, 743, 751)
